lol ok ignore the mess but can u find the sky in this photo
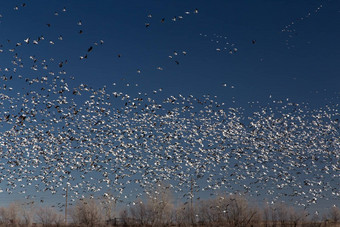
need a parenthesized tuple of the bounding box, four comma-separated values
(0, 0, 339, 216)
(1, 0, 339, 102)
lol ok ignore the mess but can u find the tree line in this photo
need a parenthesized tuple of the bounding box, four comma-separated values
(0, 191, 339, 226)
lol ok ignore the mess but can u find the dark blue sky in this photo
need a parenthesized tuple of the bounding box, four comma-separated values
(0, 0, 339, 214)
(1, 0, 339, 104)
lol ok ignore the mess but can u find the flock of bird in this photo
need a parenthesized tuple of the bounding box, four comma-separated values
(199, 33, 239, 55)
(281, 3, 324, 49)
(0, 4, 199, 77)
(0, 73, 339, 208)
(0, 1, 339, 211)
(144, 8, 199, 28)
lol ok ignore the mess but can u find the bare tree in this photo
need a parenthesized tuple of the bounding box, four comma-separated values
(0, 207, 7, 224)
(197, 199, 218, 226)
(288, 206, 307, 227)
(145, 183, 174, 226)
(195, 194, 260, 227)
(20, 201, 35, 227)
(119, 208, 130, 226)
(129, 200, 149, 226)
(271, 203, 278, 227)
(174, 202, 195, 227)
(0, 202, 21, 226)
(277, 202, 289, 226)
(100, 193, 118, 222)
(36, 206, 62, 227)
(328, 206, 340, 224)
(309, 212, 321, 227)
(71, 198, 104, 226)
(263, 201, 271, 227)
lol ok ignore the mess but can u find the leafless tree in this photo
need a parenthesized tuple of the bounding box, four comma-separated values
(20, 201, 35, 227)
(70, 198, 104, 227)
(100, 193, 118, 222)
(0, 207, 7, 224)
(36, 206, 62, 227)
(274, 201, 289, 226)
(129, 200, 148, 226)
(197, 199, 218, 226)
(195, 194, 260, 227)
(263, 201, 271, 227)
(119, 208, 130, 226)
(147, 183, 174, 226)
(328, 206, 340, 224)
(271, 203, 278, 227)
(0, 202, 21, 226)
(174, 202, 195, 227)
(309, 212, 321, 227)
(288, 206, 307, 227)
(219, 194, 260, 226)
(128, 183, 174, 227)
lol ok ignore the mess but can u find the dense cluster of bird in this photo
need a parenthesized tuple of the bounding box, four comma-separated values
(0, 1, 338, 211)
(0, 73, 339, 208)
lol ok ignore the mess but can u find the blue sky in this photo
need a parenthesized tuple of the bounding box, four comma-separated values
(1, 0, 339, 103)
(0, 0, 339, 215)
